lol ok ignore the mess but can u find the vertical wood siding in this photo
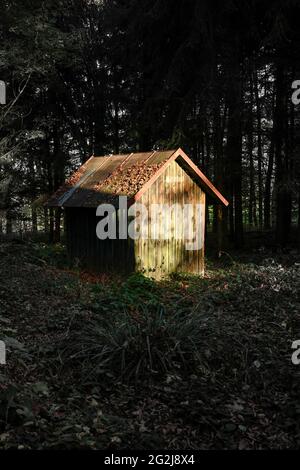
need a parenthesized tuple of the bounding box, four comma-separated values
(135, 160, 205, 279)
(65, 208, 135, 274)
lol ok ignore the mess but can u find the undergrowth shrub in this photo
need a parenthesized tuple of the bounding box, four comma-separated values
(59, 261, 300, 386)
(61, 305, 207, 382)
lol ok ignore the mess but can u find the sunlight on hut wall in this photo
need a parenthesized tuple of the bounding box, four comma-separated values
(135, 160, 206, 279)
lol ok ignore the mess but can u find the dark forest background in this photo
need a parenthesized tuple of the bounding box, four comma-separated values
(1, 0, 300, 249)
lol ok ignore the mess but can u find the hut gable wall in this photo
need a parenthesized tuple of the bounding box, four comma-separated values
(135, 160, 205, 279)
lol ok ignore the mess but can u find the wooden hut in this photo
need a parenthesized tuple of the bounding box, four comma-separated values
(47, 148, 228, 278)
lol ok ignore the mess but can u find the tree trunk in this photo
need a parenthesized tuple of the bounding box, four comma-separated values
(254, 68, 263, 230)
(44, 207, 49, 234)
(274, 62, 292, 248)
(264, 89, 275, 230)
(264, 139, 275, 230)
(54, 208, 61, 243)
(49, 208, 54, 243)
(226, 39, 243, 248)
(32, 206, 38, 234)
(248, 69, 255, 228)
(6, 209, 12, 236)
(213, 89, 227, 251)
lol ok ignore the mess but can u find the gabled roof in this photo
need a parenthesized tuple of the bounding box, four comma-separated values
(46, 148, 229, 208)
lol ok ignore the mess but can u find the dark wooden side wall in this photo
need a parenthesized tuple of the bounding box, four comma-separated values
(135, 160, 206, 279)
(65, 208, 135, 273)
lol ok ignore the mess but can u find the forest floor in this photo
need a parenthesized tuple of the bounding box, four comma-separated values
(0, 240, 300, 449)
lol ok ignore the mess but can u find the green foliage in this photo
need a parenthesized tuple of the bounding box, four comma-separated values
(116, 273, 161, 307)
(32, 243, 68, 268)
